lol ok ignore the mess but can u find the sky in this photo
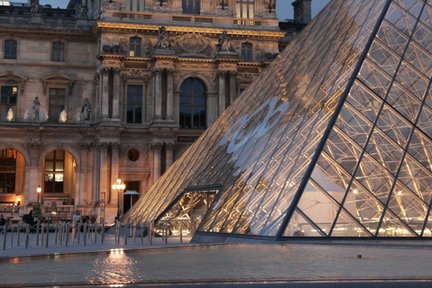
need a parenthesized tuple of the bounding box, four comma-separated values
(15, 0, 331, 20)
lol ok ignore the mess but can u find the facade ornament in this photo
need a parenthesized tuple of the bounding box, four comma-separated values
(264, 0, 276, 12)
(79, 4, 89, 19)
(33, 97, 41, 121)
(6, 108, 13, 122)
(81, 98, 92, 121)
(217, 31, 236, 53)
(175, 33, 211, 57)
(30, 0, 40, 15)
(150, 142, 163, 150)
(28, 141, 41, 150)
(59, 107, 68, 123)
(155, 26, 172, 49)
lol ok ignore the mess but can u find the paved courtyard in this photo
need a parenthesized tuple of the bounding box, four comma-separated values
(1, 233, 432, 287)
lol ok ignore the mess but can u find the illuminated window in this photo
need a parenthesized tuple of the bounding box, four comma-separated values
(129, 37, 141, 57)
(52, 41, 64, 62)
(44, 150, 64, 193)
(4, 39, 17, 59)
(0, 149, 16, 194)
(180, 78, 206, 129)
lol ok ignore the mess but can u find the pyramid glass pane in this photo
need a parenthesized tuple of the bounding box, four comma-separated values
(131, 0, 432, 241)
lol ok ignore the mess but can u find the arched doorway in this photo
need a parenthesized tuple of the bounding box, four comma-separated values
(42, 149, 77, 207)
(0, 148, 25, 205)
(179, 78, 206, 129)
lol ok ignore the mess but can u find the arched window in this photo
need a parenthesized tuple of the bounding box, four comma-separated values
(180, 78, 206, 129)
(241, 42, 253, 61)
(4, 39, 17, 59)
(129, 37, 141, 57)
(52, 41, 64, 62)
(182, 0, 200, 14)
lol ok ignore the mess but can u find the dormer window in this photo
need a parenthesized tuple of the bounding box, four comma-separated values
(236, 0, 254, 19)
(182, 0, 200, 15)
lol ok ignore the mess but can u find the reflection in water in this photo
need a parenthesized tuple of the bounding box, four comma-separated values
(88, 249, 140, 285)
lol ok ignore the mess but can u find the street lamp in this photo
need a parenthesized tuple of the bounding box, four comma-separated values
(36, 185, 42, 203)
(112, 178, 126, 220)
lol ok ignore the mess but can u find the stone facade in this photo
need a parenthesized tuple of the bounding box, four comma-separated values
(0, 0, 304, 223)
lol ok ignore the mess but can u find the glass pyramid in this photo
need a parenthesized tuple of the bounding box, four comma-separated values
(131, 0, 432, 240)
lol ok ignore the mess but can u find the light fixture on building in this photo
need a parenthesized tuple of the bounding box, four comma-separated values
(112, 178, 126, 219)
(16, 195, 21, 206)
(36, 185, 42, 203)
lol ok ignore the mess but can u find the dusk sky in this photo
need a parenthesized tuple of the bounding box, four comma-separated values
(14, 0, 331, 20)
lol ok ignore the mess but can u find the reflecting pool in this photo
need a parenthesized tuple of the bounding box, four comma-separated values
(1, 243, 432, 286)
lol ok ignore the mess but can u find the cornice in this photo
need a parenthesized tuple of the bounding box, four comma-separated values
(96, 22, 285, 39)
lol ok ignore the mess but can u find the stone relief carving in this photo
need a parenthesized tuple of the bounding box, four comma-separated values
(174, 33, 211, 57)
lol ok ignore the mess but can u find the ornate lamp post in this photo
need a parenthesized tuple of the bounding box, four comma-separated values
(36, 185, 42, 203)
(112, 178, 126, 220)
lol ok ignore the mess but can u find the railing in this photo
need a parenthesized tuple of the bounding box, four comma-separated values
(0, 220, 190, 251)
(108, 11, 279, 28)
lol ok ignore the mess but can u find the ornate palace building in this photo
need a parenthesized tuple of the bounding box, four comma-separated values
(0, 0, 310, 222)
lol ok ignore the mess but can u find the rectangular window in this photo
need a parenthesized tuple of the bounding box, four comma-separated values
(0, 86, 17, 106)
(0, 149, 16, 194)
(236, 0, 254, 19)
(48, 88, 66, 123)
(44, 150, 64, 193)
(0, 86, 17, 121)
(127, 85, 143, 123)
(182, 0, 200, 14)
(52, 42, 65, 62)
(4, 39, 17, 59)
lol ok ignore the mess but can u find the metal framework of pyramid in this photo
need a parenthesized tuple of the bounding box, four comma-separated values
(131, 0, 432, 240)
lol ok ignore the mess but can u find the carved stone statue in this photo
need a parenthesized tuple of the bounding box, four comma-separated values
(59, 108, 67, 123)
(30, 0, 40, 15)
(79, 5, 88, 18)
(155, 26, 171, 49)
(33, 96, 40, 121)
(217, 31, 235, 53)
(6, 108, 13, 122)
(81, 98, 92, 121)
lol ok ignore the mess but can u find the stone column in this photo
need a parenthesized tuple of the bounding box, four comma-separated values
(112, 69, 121, 119)
(166, 143, 174, 170)
(96, 143, 109, 205)
(26, 141, 41, 204)
(142, 79, 148, 123)
(229, 72, 237, 105)
(218, 71, 226, 115)
(110, 143, 119, 208)
(99, 68, 110, 119)
(167, 70, 174, 120)
(152, 143, 162, 183)
(153, 69, 162, 120)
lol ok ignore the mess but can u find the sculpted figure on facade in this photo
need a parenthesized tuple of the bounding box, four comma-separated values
(81, 98, 92, 121)
(30, 0, 40, 14)
(59, 107, 68, 123)
(33, 97, 41, 121)
(217, 31, 235, 53)
(155, 26, 172, 49)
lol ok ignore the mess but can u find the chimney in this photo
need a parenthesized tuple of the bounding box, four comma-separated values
(292, 0, 312, 24)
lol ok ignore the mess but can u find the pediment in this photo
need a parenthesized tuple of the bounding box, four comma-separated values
(40, 73, 74, 93)
(0, 71, 29, 92)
